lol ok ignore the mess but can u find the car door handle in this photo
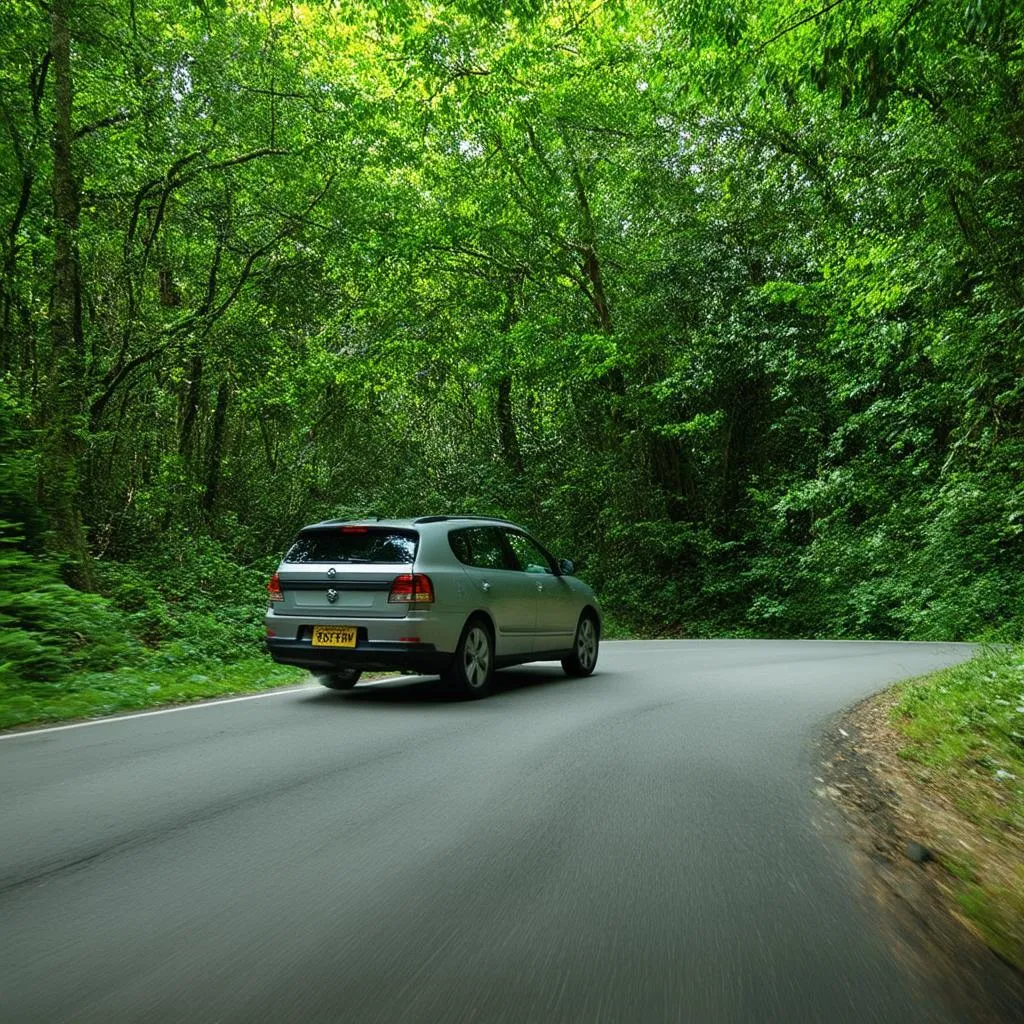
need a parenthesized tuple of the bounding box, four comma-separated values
(536, 584, 544, 592)
(481, 581, 491, 592)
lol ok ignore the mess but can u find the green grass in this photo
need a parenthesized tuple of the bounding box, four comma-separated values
(956, 877, 1024, 970)
(0, 658, 305, 731)
(891, 645, 1024, 969)
(892, 646, 1024, 801)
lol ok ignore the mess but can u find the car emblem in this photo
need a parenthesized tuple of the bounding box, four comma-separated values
(327, 567, 337, 579)
(326, 588, 338, 603)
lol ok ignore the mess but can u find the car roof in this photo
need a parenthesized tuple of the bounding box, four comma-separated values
(299, 515, 521, 531)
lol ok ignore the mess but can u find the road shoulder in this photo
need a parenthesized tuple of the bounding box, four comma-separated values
(818, 687, 1024, 1023)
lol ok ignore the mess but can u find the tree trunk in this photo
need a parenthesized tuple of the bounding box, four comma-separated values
(202, 379, 230, 514)
(495, 276, 524, 475)
(40, 0, 95, 589)
(0, 166, 33, 373)
(569, 156, 613, 336)
(568, 154, 627, 417)
(178, 354, 203, 461)
(495, 375, 523, 476)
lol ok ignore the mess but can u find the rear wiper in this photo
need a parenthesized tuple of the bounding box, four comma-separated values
(338, 557, 374, 563)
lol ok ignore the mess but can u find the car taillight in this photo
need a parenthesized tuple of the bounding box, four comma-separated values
(388, 573, 434, 604)
(267, 572, 284, 603)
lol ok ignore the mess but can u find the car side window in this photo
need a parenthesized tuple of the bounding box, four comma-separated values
(505, 531, 555, 575)
(458, 527, 512, 571)
(448, 529, 472, 565)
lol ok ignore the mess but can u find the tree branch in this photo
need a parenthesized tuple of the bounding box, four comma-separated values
(30, 51, 50, 127)
(90, 343, 166, 423)
(74, 110, 131, 139)
(554, 118, 637, 140)
(895, 0, 930, 33)
(236, 84, 320, 100)
(758, 0, 849, 51)
(125, 150, 205, 259)
(524, 121, 559, 182)
(98, 170, 327, 422)
(184, 147, 289, 179)
(168, 170, 331, 338)
(137, 149, 289, 272)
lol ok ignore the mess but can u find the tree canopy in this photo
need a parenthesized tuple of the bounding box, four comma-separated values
(2, 0, 1022, 644)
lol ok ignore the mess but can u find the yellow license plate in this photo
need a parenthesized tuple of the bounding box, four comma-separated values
(311, 625, 357, 648)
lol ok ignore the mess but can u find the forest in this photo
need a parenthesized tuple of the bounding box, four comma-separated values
(1, 0, 1022, 714)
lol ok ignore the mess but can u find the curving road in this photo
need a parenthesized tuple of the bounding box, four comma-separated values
(1, 640, 975, 1023)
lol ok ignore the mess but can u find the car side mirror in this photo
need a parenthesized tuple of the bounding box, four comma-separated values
(558, 558, 574, 576)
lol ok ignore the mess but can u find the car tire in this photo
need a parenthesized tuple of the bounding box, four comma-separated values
(443, 617, 495, 698)
(318, 668, 362, 690)
(562, 612, 599, 677)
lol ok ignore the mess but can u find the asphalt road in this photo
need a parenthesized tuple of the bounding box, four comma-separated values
(1, 640, 976, 1023)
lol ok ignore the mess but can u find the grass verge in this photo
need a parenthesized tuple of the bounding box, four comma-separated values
(889, 645, 1024, 971)
(0, 658, 306, 731)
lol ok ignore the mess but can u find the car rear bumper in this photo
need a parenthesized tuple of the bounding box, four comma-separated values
(265, 637, 451, 674)
(264, 607, 464, 649)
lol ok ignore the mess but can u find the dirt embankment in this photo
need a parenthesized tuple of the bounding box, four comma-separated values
(817, 692, 1024, 1023)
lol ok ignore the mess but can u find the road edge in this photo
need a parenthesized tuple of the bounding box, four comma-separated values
(0, 673, 407, 739)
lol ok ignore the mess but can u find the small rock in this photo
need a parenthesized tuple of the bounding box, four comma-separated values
(994, 769, 1016, 781)
(838, 727, 849, 738)
(906, 841, 932, 863)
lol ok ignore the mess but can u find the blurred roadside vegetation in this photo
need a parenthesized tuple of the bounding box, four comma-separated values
(0, 524, 301, 731)
(893, 648, 1024, 971)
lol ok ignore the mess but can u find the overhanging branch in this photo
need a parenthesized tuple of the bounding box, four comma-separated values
(758, 0, 849, 51)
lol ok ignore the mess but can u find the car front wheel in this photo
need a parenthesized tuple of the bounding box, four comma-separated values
(562, 613, 599, 677)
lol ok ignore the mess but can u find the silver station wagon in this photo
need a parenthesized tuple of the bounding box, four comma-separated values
(265, 516, 602, 698)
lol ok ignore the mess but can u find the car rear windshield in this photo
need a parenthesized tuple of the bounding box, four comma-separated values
(284, 527, 418, 564)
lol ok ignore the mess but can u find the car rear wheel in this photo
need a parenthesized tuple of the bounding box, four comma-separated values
(443, 617, 494, 698)
(562, 612, 599, 677)
(318, 668, 362, 690)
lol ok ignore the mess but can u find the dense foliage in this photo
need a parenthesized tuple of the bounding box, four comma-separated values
(1, 0, 1022, 687)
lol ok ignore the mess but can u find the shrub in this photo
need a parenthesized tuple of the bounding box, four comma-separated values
(0, 533, 143, 687)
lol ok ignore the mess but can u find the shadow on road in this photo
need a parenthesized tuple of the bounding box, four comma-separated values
(299, 664, 591, 707)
